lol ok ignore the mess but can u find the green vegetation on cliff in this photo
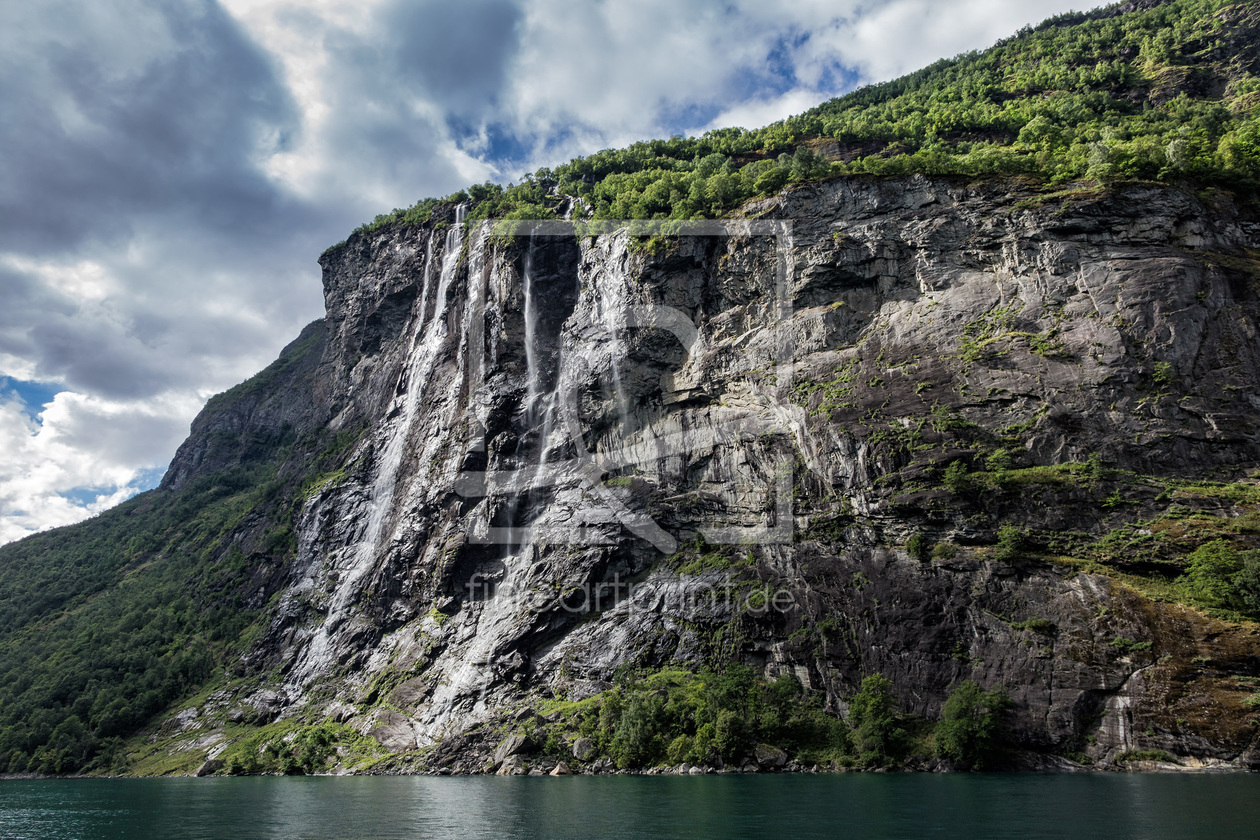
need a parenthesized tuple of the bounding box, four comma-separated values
(346, 0, 1260, 244)
(0, 326, 333, 775)
(934, 681, 1011, 769)
(509, 668, 1009, 773)
(540, 666, 848, 770)
(4, 0, 1260, 779)
(0, 467, 282, 774)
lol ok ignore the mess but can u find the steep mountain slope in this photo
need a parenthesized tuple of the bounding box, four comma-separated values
(0, 323, 331, 773)
(352, 0, 1260, 233)
(2, 0, 1260, 777)
(268, 178, 1260, 774)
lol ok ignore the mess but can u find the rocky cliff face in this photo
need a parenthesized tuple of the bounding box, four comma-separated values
(166, 175, 1260, 771)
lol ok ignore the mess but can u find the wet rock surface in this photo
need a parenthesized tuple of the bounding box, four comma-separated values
(166, 177, 1260, 771)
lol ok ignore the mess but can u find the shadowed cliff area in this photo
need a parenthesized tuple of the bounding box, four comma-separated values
(2, 0, 1260, 778)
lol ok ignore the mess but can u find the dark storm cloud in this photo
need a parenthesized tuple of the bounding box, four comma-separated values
(0, 267, 72, 324)
(0, 0, 1107, 544)
(0, 0, 337, 408)
(0, 225, 333, 401)
(0, 0, 303, 257)
(314, 0, 524, 185)
(383, 0, 522, 122)
(25, 319, 175, 400)
(0, 267, 175, 399)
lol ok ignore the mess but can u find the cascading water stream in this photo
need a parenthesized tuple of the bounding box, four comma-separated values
(423, 222, 556, 728)
(296, 204, 467, 680)
(602, 283, 631, 434)
(417, 228, 436, 330)
(522, 227, 542, 428)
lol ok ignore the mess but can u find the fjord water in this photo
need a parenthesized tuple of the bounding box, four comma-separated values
(2, 775, 1259, 840)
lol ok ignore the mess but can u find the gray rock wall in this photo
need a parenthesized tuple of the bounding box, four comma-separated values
(181, 175, 1260, 768)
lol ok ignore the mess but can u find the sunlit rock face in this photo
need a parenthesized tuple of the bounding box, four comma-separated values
(168, 175, 1260, 768)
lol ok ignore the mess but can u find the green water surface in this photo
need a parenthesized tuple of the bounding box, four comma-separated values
(1, 773, 1257, 839)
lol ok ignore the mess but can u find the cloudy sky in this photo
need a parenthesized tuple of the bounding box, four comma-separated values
(0, 0, 1104, 545)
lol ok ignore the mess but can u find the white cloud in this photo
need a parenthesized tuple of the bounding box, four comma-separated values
(0, 390, 198, 544)
(792, 0, 1092, 84)
(698, 89, 836, 135)
(490, 0, 1099, 167)
(219, 0, 499, 213)
(0, 0, 1108, 544)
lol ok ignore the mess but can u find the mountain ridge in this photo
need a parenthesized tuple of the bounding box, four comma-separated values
(3, 0, 1260, 777)
(334, 0, 1258, 250)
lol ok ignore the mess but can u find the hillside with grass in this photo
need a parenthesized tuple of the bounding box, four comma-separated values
(340, 0, 1259, 245)
(3, 0, 1260, 778)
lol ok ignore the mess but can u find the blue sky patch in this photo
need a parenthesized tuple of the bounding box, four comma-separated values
(58, 486, 114, 507)
(132, 466, 167, 493)
(0, 377, 65, 423)
(57, 467, 165, 510)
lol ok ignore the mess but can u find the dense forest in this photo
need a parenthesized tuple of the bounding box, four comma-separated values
(2, 0, 1259, 776)
(0, 331, 331, 775)
(339, 0, 1259, 246)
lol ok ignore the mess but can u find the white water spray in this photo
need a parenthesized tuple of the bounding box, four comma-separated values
(522, 227, 542, 426)
(296, 205, 467, 680)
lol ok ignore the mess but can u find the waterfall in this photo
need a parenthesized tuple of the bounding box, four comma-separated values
(483, 225, 561, 544)
(347, 202, 466, 589)
(522, 227, 541, 426)
(296, 204, 467, 680)
(416, 228, 435, 330)
(602, 284, 631, 433)
(461, 224, 487, 421)
(519, 224, 561, 470)
(491, 227, 542, 542)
